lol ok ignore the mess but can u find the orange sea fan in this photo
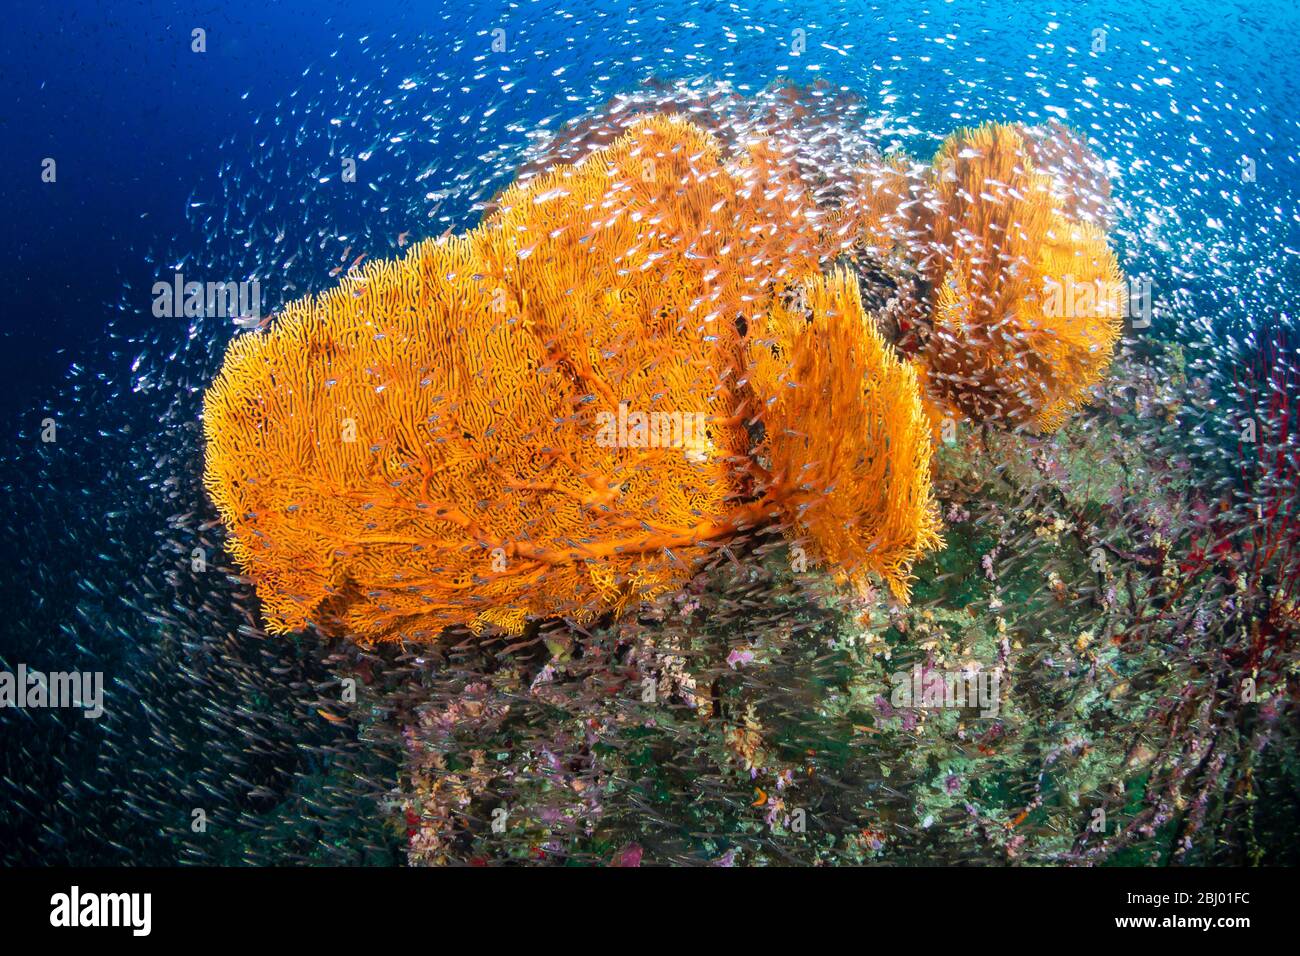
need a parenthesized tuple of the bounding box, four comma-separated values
(918, 123, 1125, 432)
(835, 154, 925, 260)
(839, 123, 1124, 433)
(203, 115, 923, 644)
(747, 269, 943, 600)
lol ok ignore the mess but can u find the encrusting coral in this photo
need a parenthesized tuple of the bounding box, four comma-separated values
(204, 116, 940, 643)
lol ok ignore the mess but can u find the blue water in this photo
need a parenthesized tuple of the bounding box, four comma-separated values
(3, 0, 1298, 421)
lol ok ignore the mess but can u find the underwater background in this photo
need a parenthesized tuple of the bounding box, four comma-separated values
(2, 0, 1299, 865)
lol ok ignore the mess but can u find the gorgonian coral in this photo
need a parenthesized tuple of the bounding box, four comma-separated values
(204, 116, 940, 643)
(924, 124, 1124, 432)
(747, 269, 942, 600)
(842, 123, 1125, 432)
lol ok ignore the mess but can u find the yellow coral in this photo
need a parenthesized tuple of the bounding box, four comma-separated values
(205, 112, 1130, 644)
(840, 123, 1124, 433)
(203, 115, 937, 644)
(920, 123, 1124, 432)
(747, 270, 943, 600)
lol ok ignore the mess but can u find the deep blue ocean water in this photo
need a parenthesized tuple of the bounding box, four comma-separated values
(4, 0, 1298, 421)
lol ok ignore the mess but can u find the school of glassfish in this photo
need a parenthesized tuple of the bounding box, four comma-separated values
(202, 112, 1122, 644)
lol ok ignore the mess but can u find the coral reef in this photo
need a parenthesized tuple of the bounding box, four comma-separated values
(386, 341, 1298, 865)
(204, 115, 940, 643)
